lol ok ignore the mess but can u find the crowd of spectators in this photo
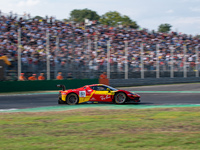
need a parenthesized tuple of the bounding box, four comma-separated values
(0, 11, 200, 80)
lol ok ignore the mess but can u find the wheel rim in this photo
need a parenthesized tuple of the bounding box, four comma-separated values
(115, 93, 126, 103)
(68, 95, 78, 104)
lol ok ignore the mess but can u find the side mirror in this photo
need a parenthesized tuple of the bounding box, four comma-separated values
(107, 88, 111, 93)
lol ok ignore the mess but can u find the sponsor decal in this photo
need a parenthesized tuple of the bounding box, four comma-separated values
(62, 93, 67, 95)
(90, 97, 96, 101)
(100, 95, 111, 100)
(79, 91, 86, 97)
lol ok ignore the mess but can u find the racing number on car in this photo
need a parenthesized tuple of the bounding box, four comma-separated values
(79, 91, 86, 97)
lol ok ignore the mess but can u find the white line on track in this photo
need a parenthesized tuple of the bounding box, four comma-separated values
(0, 108, 18, 112)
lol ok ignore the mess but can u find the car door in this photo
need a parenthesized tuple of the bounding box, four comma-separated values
(78, 86, 94, 103)
(90, 85, 113, 102)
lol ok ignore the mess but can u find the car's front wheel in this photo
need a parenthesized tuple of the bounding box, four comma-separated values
(114, 92, 126, 104)
(66, 93, 79, 105)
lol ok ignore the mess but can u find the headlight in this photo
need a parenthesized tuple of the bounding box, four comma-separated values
(131, 92, 136, 95)
(127, 93, 136, 96)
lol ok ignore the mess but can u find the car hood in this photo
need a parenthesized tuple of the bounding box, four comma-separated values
(117, 90, 140, 97)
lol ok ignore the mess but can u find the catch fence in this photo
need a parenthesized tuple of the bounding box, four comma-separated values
(1, 11, 199, 81)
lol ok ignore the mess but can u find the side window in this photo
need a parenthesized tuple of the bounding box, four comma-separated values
(90, 86, 97, 90)
(97, 86, 107, 91)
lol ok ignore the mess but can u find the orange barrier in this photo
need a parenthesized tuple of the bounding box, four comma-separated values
(99, 78, 109, 85)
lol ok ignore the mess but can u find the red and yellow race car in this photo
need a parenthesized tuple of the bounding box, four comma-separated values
(57, 84, 140, 105)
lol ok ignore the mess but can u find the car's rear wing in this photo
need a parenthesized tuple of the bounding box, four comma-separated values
(56, 84, 66, 91)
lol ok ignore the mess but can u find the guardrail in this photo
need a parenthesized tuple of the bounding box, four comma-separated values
(109, 77, 200, 87)
(0, 79, 98, 93)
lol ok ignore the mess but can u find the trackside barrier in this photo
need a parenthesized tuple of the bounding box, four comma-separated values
(1, 77, 199, 93)
(0, 79, 98, 93)
(109, 77, 200, 87)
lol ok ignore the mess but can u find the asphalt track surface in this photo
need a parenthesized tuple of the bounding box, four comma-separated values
(0, 83, 200, 110)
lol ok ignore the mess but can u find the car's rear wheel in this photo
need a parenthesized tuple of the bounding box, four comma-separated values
(114, 92, 126, 104)
(66, 93, 79, 105)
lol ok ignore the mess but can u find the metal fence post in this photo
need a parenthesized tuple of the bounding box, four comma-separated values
(140, 43, 144, 79)
(107, 40, 110, 79)
(156, 44, 160, 78)
(125, 41, 128, 79)
(196, 46, 199, 77)
(170, 45, 174, 78)
(55, 35, 59, 79)
(183, 45, 187, 78)
(46, 30, 50, 80)
(17, 28, 21, 80)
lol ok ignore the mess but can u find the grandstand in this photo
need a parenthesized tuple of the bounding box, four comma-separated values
(0, 11, 199, 80)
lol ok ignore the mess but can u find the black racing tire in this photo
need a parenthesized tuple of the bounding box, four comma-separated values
(66, 93, 79, 105)
(114, 92, 126, 104)
(58, 99, 65, 104)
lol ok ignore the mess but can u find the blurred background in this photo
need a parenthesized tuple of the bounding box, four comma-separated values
(0, 5, 199, 81)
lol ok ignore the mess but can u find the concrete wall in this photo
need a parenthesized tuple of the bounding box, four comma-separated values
(0, 79, 98, 93)
(1, 77, 199, 93)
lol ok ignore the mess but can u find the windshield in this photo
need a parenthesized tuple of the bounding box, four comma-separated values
(104, 85, 118, 91)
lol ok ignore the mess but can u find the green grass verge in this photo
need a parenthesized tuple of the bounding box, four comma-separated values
(1, 107, 200, 150)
